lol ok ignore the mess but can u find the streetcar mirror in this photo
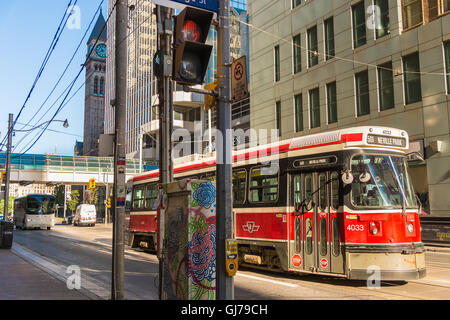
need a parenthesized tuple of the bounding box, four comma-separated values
(415, 194, 423, 214)
(341, 172, 353, 185)
(359, 172, 371, 183)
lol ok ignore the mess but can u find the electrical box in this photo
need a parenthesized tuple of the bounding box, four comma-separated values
(159, 179, 216, 300)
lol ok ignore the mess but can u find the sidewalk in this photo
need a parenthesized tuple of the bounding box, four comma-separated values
(0, 248, 90, 300)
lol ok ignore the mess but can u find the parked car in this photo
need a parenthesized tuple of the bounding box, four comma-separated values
(73, 204, 96, 227)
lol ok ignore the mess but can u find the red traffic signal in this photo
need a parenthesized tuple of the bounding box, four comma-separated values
(173, 7, 213, 86)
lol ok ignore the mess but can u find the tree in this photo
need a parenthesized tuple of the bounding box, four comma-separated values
(0, 196, 15, 215)
(68, 190, 80, 214)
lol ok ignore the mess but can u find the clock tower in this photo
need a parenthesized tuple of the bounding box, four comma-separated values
(83, 12, 107, 156)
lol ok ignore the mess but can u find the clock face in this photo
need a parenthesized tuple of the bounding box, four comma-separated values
(95, 44, 107, 58)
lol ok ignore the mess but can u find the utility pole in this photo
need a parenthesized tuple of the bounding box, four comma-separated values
(156, 4, 174, 300)
(111, 0, 128, 301)
(3, 114, 13, 220)
(216, 0, 234, 300)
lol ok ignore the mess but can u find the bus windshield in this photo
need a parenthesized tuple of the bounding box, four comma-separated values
(351, 155, 417, 208)
(27, 195, 56, 215)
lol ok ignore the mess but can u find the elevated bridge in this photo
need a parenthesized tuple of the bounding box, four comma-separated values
(0, 153, 158, 185)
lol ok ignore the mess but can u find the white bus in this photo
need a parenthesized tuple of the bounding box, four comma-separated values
(14, 194, 56, 230)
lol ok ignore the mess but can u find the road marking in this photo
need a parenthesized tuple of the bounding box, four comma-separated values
(237, 273, 298, 288)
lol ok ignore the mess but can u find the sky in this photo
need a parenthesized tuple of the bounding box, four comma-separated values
(0, 0, 108, 156)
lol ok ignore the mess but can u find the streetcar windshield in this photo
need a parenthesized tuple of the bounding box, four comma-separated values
(26, 195, 56, 215)
(351, 155, 417, 208)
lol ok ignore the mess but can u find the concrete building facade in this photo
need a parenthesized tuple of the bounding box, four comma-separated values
(104, 0, 251, 161)
(248, 0, 450, 217)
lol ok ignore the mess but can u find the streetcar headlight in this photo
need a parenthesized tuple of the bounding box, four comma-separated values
(407, 223, 414, 233)
(369, 222, 380, 235)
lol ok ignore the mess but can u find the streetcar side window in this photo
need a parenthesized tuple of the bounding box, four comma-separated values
(332, 218, 340, 256)
(331, 172, 339, 210)
(133, 185, 145, 210)
(233, 170, 247, 205)
(305, 174, 312, 203)
(294, 175, 301, 205)
(305, 217, 313, 255)
(295, 217, 302, 253)
(249, 165, 279, 203)
(320, 218, 327, 256)
(145, 184, 158, 210)
(319, 173, 327, 211)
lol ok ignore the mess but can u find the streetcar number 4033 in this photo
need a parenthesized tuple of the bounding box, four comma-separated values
(347, 224, 365, 232)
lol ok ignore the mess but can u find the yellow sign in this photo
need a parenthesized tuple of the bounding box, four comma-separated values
(88, 178, 96, 190)
(204, 80, 218, 110)
(225, 239, 238, 276)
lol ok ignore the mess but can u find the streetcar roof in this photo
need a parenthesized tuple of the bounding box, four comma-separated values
(132, 126, 409, 183)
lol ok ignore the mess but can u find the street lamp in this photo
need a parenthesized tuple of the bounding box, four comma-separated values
(14, 119, 69, 132)
(2, 117, 70, 220)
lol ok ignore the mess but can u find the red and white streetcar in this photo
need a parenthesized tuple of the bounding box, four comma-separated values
(127, 126, 426, 280)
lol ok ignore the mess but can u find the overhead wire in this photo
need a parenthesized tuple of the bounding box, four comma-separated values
(13, 0, 106, 152)
(0, 0, 78, 150)
(13, 1, 119, 157)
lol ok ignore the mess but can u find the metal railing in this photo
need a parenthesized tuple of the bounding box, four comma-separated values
(0, 153, 158, 174)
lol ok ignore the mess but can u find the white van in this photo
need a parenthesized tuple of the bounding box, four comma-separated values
(73, 204, 96, 227)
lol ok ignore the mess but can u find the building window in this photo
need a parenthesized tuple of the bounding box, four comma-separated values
(327, 82, 337, 124)
(352, 2, 367, 48)
(276, 101, 282, 136)
(403, 52, 422, 104)
(355, 70, 370, 116)
(402, 0, 423, 29)
(445, 41, 450, 94)
(294, 93, 304, 132)
(93, 76, 99, 95)
(378, 62, 395, 111)
(375, 0, 391, 38)
(292, 0, 301, 9)
(275, 45, 280, 82)
(324, 17, 335, 60)
(307, 26, 319, 67)
(293, 34, 302, 74)
(309, 87, 320, 128)
(100, 77, 105, 96)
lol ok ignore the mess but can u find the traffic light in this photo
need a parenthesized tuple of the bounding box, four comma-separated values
(173, 7, 213, 86)
(1, 171, 5, 184)
(107, 198, 111, 209)
(88, 178, 96, 190)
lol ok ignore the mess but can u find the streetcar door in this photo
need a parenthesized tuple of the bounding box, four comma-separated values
(317, 172, 331, 273)
(330, 171, 344, 274)
(303, 173, 316, 272)
(289, 174, 304, 271)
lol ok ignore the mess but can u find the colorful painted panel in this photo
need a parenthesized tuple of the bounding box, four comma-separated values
(160, 180, 216, 300)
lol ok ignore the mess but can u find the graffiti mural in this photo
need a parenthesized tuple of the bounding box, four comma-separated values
(160, 180, 216, 300)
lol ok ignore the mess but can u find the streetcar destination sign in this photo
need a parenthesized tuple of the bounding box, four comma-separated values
(170, 0, 219, 12)
(367, 134, 407, 147)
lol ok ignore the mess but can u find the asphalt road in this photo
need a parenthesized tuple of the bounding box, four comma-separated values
(12, 225, 450, 300)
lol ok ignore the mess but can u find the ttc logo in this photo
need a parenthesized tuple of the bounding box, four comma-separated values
(243, 221, 260, 234)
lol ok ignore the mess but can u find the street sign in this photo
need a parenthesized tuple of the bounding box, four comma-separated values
(170, 0, 219, 13)
(231, 56, 249, 103)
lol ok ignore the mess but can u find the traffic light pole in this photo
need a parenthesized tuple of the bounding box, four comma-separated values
(111, 0, 128, 301)
(3, 114, 13, 220)
(156, 4, 174, 300)
(216, 0, 234, 300)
